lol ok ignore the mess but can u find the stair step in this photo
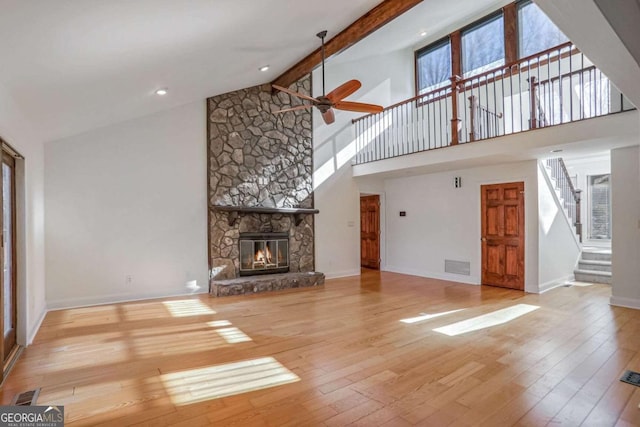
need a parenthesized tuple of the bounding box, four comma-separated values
(574, 269, 612, 285)
(581, 251, 612, 262)
(578, 259, 612, 272)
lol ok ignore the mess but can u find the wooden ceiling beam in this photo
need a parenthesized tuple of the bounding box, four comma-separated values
(271, 0, 424, 89)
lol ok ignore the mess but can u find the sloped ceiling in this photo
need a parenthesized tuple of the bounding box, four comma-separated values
(0, 0, 383, 142)
(536, 0, 640, 109)
(0, 0, 514, 143)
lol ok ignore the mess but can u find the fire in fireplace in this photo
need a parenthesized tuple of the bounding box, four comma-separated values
(239, 232, 289, 276)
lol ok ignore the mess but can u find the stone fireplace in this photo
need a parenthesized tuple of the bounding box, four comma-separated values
(207, 75, 324, 296)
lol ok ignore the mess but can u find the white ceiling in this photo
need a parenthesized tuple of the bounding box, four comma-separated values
(0, 0, 382, 142)
(0, 0, 510, 143)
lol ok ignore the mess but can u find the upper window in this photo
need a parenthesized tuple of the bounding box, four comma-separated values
(416, 38, 451, 94)
(518, 0, 569, 58)
(462, 13, 505, 78)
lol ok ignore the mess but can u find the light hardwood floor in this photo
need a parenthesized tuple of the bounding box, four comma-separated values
(1, 270, 639, 426)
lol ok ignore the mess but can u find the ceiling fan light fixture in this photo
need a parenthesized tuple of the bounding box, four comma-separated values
(271, 30, 384, 125)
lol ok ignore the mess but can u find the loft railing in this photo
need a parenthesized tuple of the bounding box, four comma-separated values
(353, 42, 635, 165)
(546, 157, 582, 242)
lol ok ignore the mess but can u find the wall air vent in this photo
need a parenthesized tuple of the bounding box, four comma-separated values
(444, 260, 471, 276)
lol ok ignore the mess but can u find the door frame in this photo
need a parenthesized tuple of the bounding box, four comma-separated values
(2, 152, 17, 361)
(359, 192, 386, 271)
(0, 140, 26, 382)
(479, 180, 526, 291)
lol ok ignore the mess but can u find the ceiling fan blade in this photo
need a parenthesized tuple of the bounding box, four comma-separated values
(272, 84, 318, 104)
(273, 105, 313, 114)
(326, 80, 362, 103)
(322, 109, 335, 125)
(334, 101, 384, 114)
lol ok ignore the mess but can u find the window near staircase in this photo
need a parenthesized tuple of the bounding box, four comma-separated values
(462, 13, 505, 78)
(517, 0, 569, 59)
(588, 174, 611, 240)
(416, 37, 451, 95)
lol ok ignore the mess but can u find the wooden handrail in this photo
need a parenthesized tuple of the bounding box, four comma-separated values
(353, 41, 577, 124)
(547, 158, 583, 242)
(458, 41, 576, 86)
(352, 84, 451, 123)
(558, 158, 579, 199)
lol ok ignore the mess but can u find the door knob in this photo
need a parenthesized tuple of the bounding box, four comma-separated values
(481, 237, 487, 242)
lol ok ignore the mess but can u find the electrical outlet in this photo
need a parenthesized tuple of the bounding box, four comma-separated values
(125, 275, 133, 284)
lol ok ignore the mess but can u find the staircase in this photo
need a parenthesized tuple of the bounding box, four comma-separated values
(546, 158, 583, 242)
(544, 158, 613, 285)
(574, 248, 612, 284)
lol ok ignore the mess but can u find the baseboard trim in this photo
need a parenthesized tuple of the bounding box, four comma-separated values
(27, 305, 48, 345)
(47, 289, 209, 311)
(539, 274, 575, 294)
(323, 269, 361, 280)
(383, 265, 479, 285)
(610, 295, 640, 310)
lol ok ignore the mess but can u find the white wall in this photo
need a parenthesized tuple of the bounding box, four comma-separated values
(592, 0, 640, 74)
(383, 161, 540, 292)
(45, 101, 208, 309)
(537, 163, 581, 291)
(313, 49, 413, 278)
(610, 145, 640, 309)
(0, 83, 47, 345)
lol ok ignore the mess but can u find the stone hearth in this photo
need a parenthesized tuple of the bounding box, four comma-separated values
(210, 272, 324, 297)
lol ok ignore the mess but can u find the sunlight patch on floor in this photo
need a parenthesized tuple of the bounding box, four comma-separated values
(400, 309, 466, 324)
(161, 357, 299, 405)
(207, 320, 232, 328)
(162, 299, 216, 317)
(566, 281, 597, 287)
(214, 327, 252, 343)
(433, 304, 540, 336)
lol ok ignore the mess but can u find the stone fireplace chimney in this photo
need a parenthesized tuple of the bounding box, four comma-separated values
(207, 75, 323, 295)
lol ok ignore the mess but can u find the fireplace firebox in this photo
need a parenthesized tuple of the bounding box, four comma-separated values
(239, 232, 289, 276)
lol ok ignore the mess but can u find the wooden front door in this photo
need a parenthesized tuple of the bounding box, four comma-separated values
(360, 195, 380, 270)
(481, 182, 525, 290)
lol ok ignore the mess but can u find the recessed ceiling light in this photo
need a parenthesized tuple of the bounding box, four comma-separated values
(259, 65, 270, 72)
(420, 31, 428, 37)
(155, 88, 168, 96)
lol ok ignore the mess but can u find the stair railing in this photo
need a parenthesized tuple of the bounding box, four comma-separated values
(353, 42, 634, 165)
(547, 158, 582, 242)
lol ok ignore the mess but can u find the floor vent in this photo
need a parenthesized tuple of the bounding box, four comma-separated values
(444, 260, 471, 276)
(620, 370, 640, 387)
(11, 388, 40, 406)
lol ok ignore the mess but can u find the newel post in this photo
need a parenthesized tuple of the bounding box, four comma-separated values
(450, 75, 461, 145)
(575, 189, 583, 243)
(528, 76, 538, 129)
(468, 94, 477, 142)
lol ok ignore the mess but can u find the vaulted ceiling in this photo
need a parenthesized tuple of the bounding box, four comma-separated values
(2, 0, 582, 144)
(0, 0, 384, 142)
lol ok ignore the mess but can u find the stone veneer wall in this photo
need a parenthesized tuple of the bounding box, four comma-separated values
(207, 76, 315, 281)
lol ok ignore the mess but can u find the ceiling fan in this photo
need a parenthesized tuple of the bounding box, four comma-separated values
(272, 30, 384, 125)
